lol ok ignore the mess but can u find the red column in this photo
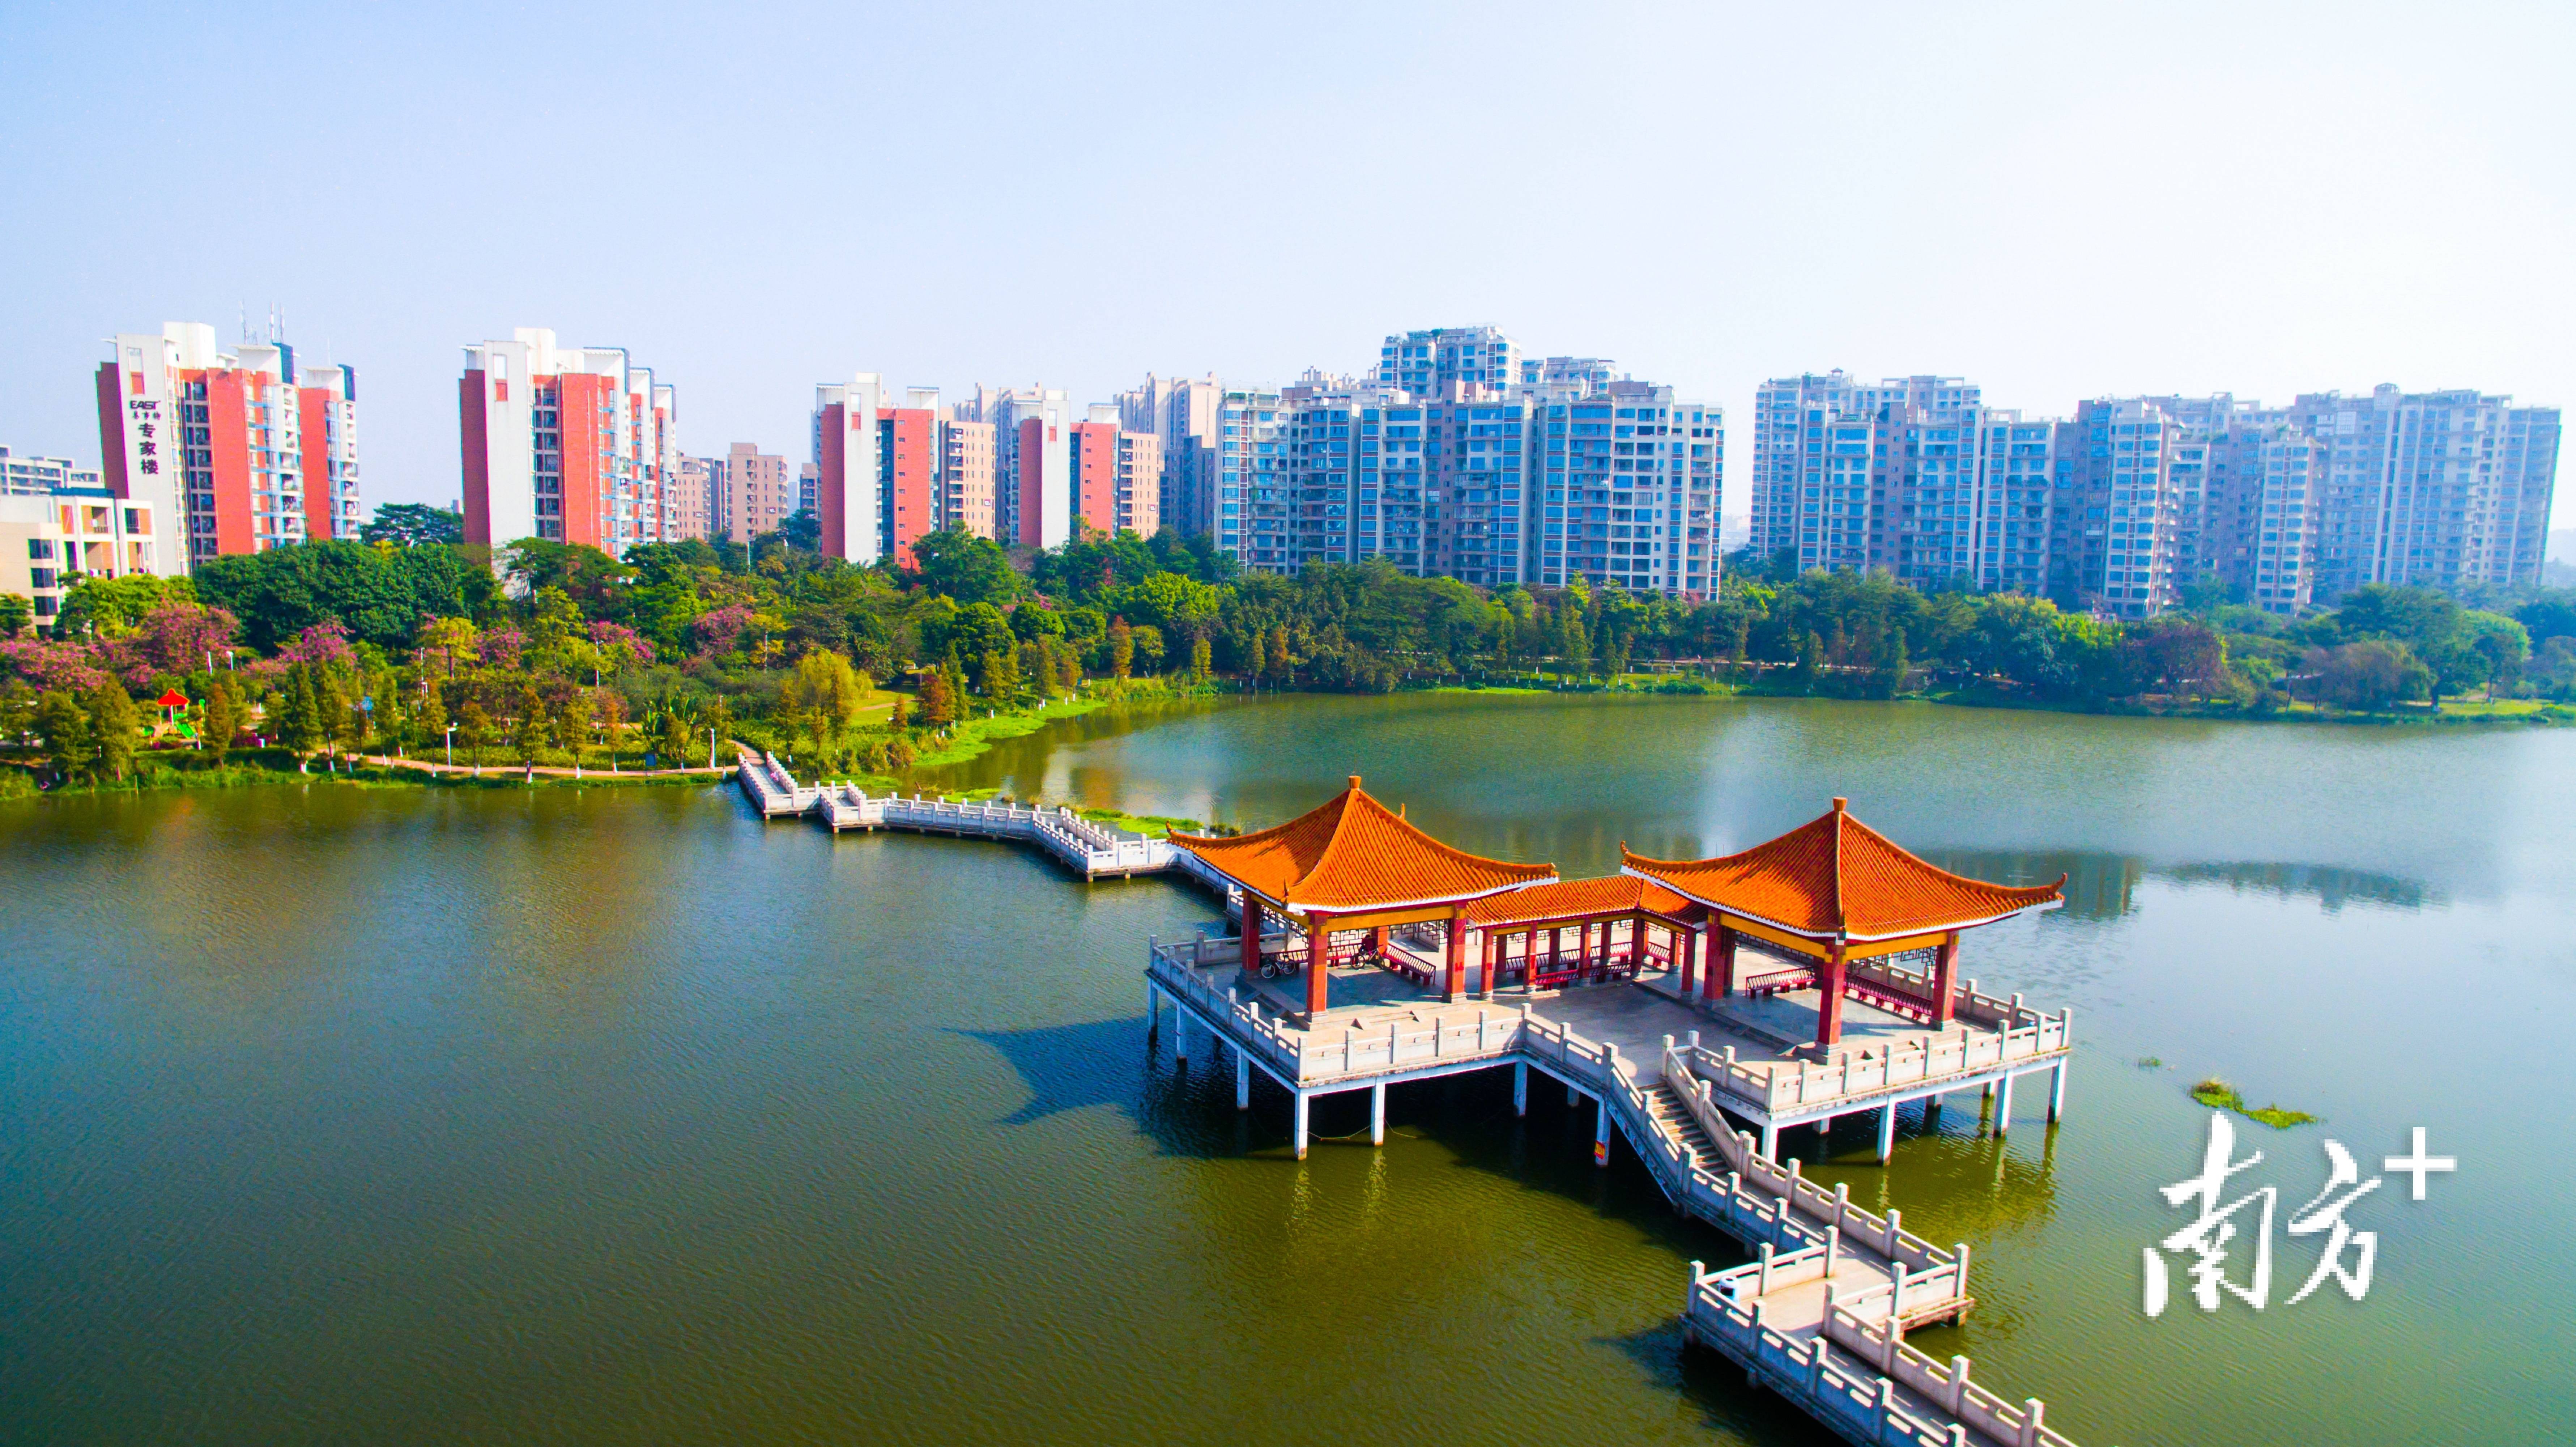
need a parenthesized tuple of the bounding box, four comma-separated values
(1243, 896, 1263, 980)
(1678, 924, 1696, 996)
(1816, 939, 1849, 1047)
(1370, 924, 1389, 958)
(1306, 910, 1332, 1015)
(1710, 924, 1739, 1001)
(1485, 932, 1502, 995)
(1932, 930, 1960, 1027)
(1442, 907, 1465, 1001)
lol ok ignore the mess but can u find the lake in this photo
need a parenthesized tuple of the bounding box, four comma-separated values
(4, 693, 2569, 1444)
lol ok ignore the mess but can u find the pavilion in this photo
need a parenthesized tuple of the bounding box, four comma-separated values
(1622, 797, 2064, 1050)
(1168, 776, 1557, 1016)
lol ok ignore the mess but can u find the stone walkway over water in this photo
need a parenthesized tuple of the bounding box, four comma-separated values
(1147, 933, 2079, 1447)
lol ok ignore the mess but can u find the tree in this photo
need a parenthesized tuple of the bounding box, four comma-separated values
(457, 700, 495, 774)
(590, 688, 624, 759)
(911, 526, 1020, 607)
(359, 503, 465, 548)
(34, 689, 95, 783)
(1190, 634, 1213, 685)
(978, 648, 1020, 702)
(1108, 618, 1134, 679)
(654, 706, 692, 767)
(2302, 640, 2428, 711)
(318, 671, 357, 765)
(552, 690, 593, 761)
(0, 593, 30, 639)
(512, 712, 551, 774)
(777, 508, 821, 553)
(54, 574, 195, 638)
(87, 681, 139, 781)
(782, 650, 868, 762)
(1794, 629, 1823, 691)
(277, 666, 327, 768)
(1872, 628, 1910, 699)
(919, 669, 954, 728)
(412, 679, 448, 759)
(1009, 604, 1066, 642)
(414, 615, 481, 679)
(201, 677, 239, 766)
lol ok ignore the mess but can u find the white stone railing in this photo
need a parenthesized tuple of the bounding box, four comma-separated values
(1685, 1264, 2075, 1447)
(1678, 1009, 2070, 1114)
(821, 787, 1176, 874)
(1662, 1046, 1964, 1277)
(1823, 1292, 2077, 1447)
(1146, 938, 1309, 1080)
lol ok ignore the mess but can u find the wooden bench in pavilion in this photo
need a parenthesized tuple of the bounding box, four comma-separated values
(1458, 874, 1708, 994)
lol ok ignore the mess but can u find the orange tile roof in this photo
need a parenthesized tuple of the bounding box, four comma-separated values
(1621, 797, 2064, 942)
(1459, 874, 1699, 928)
(1170, 776, 1556, 913)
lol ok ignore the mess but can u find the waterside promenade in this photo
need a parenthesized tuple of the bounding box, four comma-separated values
(736, 750, 1174, 878)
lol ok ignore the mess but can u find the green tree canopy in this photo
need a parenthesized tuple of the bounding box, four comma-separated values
(359, 504, 465, 548)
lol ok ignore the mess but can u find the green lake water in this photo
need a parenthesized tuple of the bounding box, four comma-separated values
(4, 693, 2569, 1445)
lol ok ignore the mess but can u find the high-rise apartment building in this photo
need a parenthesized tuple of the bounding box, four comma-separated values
(1067, 413, 1161, 538)
(1960, 412, 2061, 595)
(1748, 373, 1989, 574)
(1533, 381, 1720, 594)
(811, 374, 887, 564)
(1372, 327, 1521, 398)
(880, 401, 938, 568)
(950, 385, 1070, 549)
(1521, 356, 1618, 393)
(1116, 373, 1222, 533)
(0, 447, 102, 496)
(458, 327, 673, 556)
(667, 455, 712, 543)
(938, 419, 998, 539)
(1202, 327, 1721, 595)
(1213, 388, 1286, 568)
(713, 442, 796, 542)
(2053, 397, 2192, 618)
(99, 321, 363, 571)
(2280, 387, 2559, 599)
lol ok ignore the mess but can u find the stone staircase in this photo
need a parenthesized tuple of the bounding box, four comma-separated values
(1640, 1082, 1719, 1171)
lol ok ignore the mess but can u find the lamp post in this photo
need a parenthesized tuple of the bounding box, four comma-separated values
(707, 726, 717, 771)
(444, 723, 456, 768)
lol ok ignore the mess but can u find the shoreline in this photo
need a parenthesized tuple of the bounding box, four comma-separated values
(12, 676, 2566, 805)
(1422, 675, 2576, 727)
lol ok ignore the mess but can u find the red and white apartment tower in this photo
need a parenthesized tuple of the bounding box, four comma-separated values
(97, 321, 362, 572)
(458, 328, 677, 555)
(810, 377, 946, 567)
(1067, 408, 1162, 538)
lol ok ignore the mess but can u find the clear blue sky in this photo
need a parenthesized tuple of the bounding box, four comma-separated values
(4, 0, 2572, 536)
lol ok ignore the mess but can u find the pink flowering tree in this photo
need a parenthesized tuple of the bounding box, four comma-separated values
(278, 620, 356, 668)
(691, 604, 755, 659)
(588, 620, 657, 670)
(133, 600, 242, 677)
(478, 627, 527, 671)
(0, 639, 115, 694)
